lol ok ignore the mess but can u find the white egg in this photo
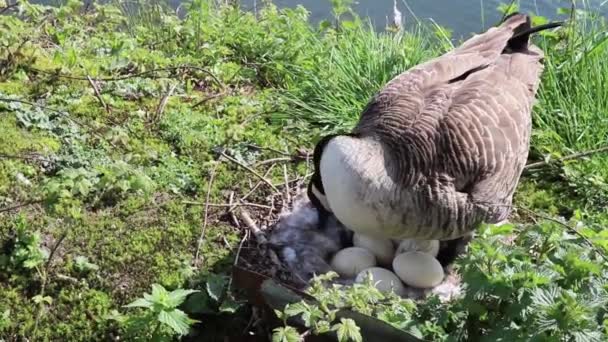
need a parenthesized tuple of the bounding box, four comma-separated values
(330, 247, 376, 278)
(392, 251, 444, 288)
(352, 233, 395, 265)
(396, 239, 440, 257)
(355, 267, 406, 296)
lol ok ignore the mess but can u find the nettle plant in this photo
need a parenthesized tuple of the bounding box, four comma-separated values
(113, 273, 243, 340)
(111, 284, 199, 341)
(273, 221, 608, 341)
(0, 215, 48, 273)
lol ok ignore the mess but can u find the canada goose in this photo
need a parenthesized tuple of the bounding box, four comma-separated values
(308, 13, 563, 264)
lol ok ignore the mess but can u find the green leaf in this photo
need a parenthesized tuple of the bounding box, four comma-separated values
(272, 326, 301, 342)
(124, 298, 154, 309)
(332, 318, 362, 342)
(219, 295, 241, 314)
(206, 274, 227, 302)
(157, 309, 196, 336)
(32, 295, 53, 306)
(166, 288, 199, 308)
(182, 292, 214, 315)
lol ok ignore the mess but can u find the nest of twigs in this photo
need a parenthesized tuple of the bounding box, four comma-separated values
(203, 146, 464, 302)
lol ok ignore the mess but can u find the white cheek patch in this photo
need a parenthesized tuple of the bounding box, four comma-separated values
(311, 185, 332, 212)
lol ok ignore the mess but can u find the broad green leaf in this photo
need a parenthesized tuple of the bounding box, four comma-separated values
(219, 295, 241, 313)
(124, 298, 154, 309)
(272, 326, 301, 342)
(206, 274, 227, 302)
(166, 288, 199, 308)
(332, 318, 362, 342)
(157, 309, 195, 336)
(150, 284, 170, 303)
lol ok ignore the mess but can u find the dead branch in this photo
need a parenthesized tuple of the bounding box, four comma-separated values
(0, 153, 51, 163)
(238, 206, 267, 244)
(191, 90, 227, 109)
(240, 164, 276, 202)
(28, 65, 225, 89)
(193, 163, 218, 267)
(0, 1, 18, 14)
(219, 151, 280, 193)
(228, 191, 240, 228)
(253, 157, 293, 167)
(182, 201, 272, 210)
(153, 83, 177, 123)
(0, 200, 42, 213)
(45, 231, 68, 270)
(518, 206, 608, 263)
(524, 145, 608, 170)
(245, 144, 291, 156)
(87, 75, 110, 114)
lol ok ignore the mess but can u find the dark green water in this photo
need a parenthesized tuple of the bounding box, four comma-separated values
(34, 0, 607, 38)
(236, 0, 607, 37)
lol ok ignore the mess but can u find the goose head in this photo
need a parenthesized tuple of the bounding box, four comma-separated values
(308, 132, 399, 238)
(307, 133, 341, 223)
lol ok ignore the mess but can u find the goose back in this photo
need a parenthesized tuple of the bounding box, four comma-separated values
(349, 13, 548, 238)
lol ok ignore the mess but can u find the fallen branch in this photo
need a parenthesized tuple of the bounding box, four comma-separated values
(518, 206, 608, 263)
(87, 75, 110, 114)
(253, 157, 293, 167)
(191, 90, 227, 109)
(228, 191, 240, 228)
(219, 151, 280, 193)
(0, 200, 42, 213)
(153, 83, 177, 123)
(524, 145, 608, 170)
(245, 144, 291, 156)
(238, 206, 267, 244)
(182, 201, 272, 210)
(0, 1, 18, 14)
(28, 65, 224, 89)
(0, 153, 51, 163)
(238, 207, 281, 268)
(193, 164, 218, 267)
(240, 164, 277, 202)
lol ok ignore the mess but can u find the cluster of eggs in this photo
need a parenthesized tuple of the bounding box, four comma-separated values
(329, 233, 444, 296)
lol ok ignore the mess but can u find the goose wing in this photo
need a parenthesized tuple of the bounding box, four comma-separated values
(352, 13, 549, 239)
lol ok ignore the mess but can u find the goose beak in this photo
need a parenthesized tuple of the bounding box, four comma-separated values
(307, 178, 331, 213)
(307, 178, 333, 232)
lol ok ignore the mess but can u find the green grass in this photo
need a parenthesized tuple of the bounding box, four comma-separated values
(0, 0, 607, 341)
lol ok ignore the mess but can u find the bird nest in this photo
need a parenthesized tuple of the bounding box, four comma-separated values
(234, 186, 466, 303)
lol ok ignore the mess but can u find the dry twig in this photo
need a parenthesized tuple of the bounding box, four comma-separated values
(0, 1, 18, 14)
(228, 191, 240, 228)
(0, 200, 42, 213)
(524, 145, 608, 170)
(153, 83, 178, 123)
(253, 157, 293, 167)
(182, 201, 271, 210)
(87, 75, 110, 114)
(240, 164, 276, 202)
(191, 90, 227, 109)
(518, 206, 608, 263)
(28, 65, 224, 89)
(245, 144, 291, 156)
(219, 151, 280, 193)
(193, 164, 218, 267)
